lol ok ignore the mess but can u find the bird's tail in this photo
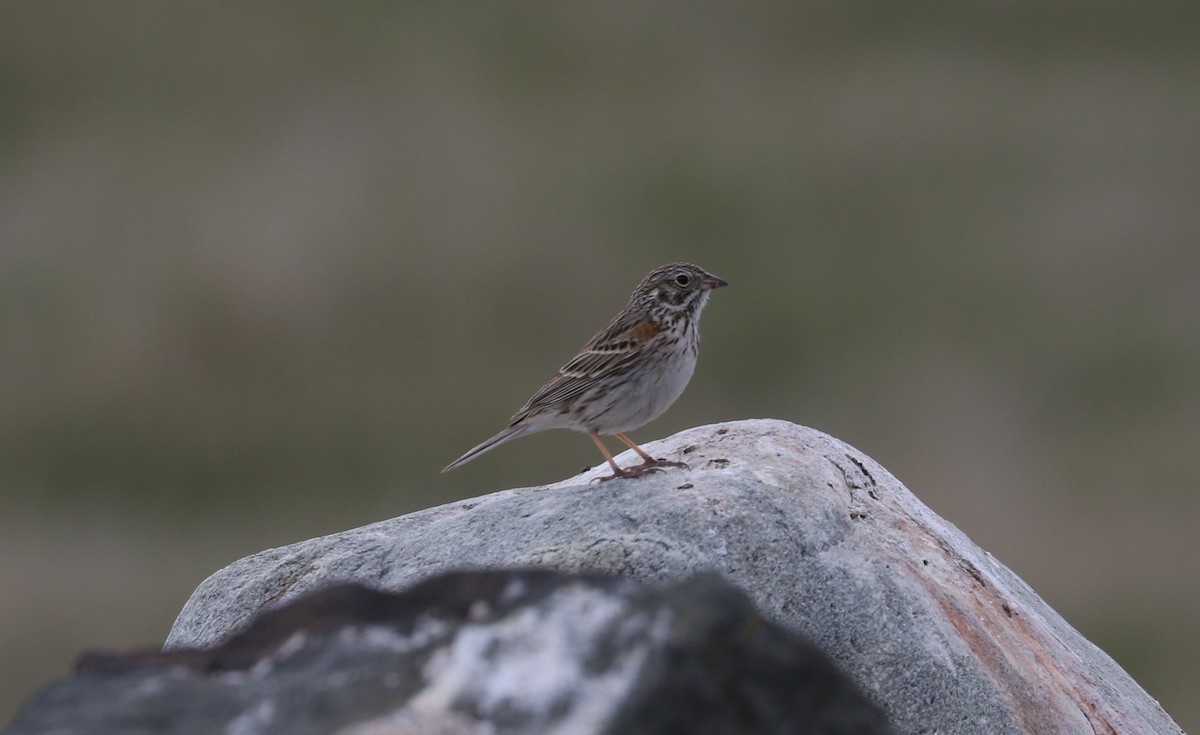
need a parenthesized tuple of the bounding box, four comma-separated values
(442, 423, 535, 472)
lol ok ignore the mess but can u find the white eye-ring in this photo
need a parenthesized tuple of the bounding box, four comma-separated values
(674, 273, 692, 286)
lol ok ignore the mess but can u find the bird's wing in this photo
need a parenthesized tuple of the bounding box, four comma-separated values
(516, 312, 661, 414)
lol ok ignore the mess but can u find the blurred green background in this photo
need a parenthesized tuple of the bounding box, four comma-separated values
(2, 2, 1198, 729)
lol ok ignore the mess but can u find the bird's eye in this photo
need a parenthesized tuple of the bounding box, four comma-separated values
(674, 273, 692, 287)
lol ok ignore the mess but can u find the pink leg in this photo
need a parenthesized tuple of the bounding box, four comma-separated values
(589, 432, 625, 476)
(613, 433, 688, 473)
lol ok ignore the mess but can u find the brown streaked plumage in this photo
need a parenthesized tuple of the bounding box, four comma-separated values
(443, 262, 728, 480)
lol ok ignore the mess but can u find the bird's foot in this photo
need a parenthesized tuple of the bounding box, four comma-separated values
(595, 457, 689, 482)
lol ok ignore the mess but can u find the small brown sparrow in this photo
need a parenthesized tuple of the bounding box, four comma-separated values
(443, 262, 727, 480)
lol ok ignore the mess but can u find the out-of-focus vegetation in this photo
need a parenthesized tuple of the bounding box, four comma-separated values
(2, 2, 1198, 728)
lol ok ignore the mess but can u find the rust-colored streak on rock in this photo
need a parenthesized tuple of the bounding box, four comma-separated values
(894, 509, 1122, 735)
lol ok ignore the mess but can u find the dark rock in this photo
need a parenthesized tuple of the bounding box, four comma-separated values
(4, 570, 891, 735)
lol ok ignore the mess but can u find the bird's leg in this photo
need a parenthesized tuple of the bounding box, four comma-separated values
(613, 433, 688, 472)
(589, 433, 688, 482)
(590, 433, 634, 482)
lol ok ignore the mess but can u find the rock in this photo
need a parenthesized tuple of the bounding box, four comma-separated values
(5, 570, 891, 735)
(13, 419, 1183, 735)
(155, 419, 1182, 734)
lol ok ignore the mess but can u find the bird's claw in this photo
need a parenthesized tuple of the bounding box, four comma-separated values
(595, 457, 688, 482)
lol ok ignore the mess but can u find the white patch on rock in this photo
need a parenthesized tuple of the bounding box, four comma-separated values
(226, 699, 276, 735)
(411, 585, 655, 733)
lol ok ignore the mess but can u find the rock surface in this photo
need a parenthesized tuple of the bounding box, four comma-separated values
(20, 419, 1183, 734)
(6, 570, 890, 735)
(157, 419, 1182, 734)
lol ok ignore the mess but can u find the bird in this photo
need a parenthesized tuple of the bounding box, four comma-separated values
(443, 262, 728, 481)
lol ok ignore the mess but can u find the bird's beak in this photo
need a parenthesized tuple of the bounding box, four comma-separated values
(701, 272, 729, 290)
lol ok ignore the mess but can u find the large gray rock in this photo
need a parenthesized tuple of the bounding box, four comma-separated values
(164, 419, 1180, 735)
(4, 571, 891, 735)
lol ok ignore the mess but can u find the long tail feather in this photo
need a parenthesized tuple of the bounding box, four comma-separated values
(442, 423, 535, 472)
